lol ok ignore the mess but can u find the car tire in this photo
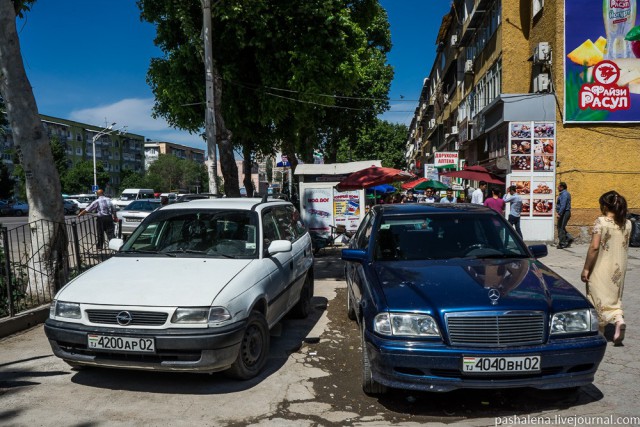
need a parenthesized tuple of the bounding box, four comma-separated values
(15, 209, 23, 216)
(347, 288, 356, 321)
(226, 311, 270, 380)
(290, 272, 313, 319)
(361, 321, 387, 395)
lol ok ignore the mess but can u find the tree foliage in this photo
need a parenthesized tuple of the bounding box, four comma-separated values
(137, 0, 393, 194)
(60, 161, 109, 194)
(336, 119, 408, 169)
(118, 155, 207, 194)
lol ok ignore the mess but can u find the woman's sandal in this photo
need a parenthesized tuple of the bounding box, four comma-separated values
(613, 322, 626, 346)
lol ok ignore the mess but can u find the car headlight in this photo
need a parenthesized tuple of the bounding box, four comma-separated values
(50, 301, 81, 319)
(550, 309, 599, 334)
(171, 307, 232, 325)
(374, 312, 441, 337)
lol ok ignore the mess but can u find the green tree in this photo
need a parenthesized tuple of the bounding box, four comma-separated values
(137, 0, 392, 194)
(336, 119, 408, 169)
(145, 154, 208, 193)
(62, 161, 109, 194)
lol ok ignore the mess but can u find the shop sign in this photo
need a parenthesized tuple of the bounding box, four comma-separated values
(434, 152, 458, 167)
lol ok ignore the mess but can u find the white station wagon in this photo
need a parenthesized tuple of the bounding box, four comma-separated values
(45, 198, 314, 379)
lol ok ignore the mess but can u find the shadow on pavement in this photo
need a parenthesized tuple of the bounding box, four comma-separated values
(67, 297, 328, 395)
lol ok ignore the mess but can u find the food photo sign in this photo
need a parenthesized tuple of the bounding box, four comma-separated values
(507, 121, 557, 240)
(565, 0, 640, 122)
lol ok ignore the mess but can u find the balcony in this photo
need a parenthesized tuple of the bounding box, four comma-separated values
(460, 0, 490, 46)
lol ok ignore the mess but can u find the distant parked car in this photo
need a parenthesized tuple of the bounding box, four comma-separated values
(9, 201, 29, 216)
(63, 199, 79, 215)
(67, 194, 97, 209)
(116, 199, 162, 237)
(0, 200, 11, 216)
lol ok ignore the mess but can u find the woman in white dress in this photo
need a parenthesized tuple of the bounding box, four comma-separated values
(581, 191, 631, 345)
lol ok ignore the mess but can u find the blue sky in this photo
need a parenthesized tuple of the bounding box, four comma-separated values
(16, 1, 451, 149)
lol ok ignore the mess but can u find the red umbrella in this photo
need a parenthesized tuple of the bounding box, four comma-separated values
(401, 177, 428, 190)
(440, 165, 504, 185)
(336, 166, 414, 192)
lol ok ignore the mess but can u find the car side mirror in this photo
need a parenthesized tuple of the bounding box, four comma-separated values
(109, 238, 124, 251)
(268, 240, 292, 255)
(341, 248, 367, 263)
(528, 244, 548, 259)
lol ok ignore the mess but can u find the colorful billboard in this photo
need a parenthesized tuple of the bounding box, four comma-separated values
(565, 0, 640, 123)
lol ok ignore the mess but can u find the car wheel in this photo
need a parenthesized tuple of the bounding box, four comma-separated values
(15, 209, 23, 216)
(347, 288, 356, 321)
(361, 321, 387, 395)
(290, 273, 313, 319)
(226, 311, 270, 380)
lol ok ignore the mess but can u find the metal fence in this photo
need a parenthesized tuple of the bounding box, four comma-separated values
(0, 216, 113, 319)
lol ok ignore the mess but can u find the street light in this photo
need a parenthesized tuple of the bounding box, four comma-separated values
(90, 123, 126, 192)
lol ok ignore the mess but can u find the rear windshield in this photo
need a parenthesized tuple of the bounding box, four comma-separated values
(374, 213, 528, 261)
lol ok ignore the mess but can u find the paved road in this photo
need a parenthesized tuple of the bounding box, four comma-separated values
(1, 244, 639, 426)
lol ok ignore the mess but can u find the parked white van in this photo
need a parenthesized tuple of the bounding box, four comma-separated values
(113, 188, 155, 210)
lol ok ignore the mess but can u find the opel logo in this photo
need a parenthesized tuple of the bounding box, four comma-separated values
(116, 311, 133, 326)
(488, 288, 500, 305)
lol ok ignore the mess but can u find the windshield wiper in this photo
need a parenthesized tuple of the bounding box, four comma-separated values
(121, 249, 159, 254)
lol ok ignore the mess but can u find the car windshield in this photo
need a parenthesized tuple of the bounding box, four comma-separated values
(120, 209, 259, 259)
(120, 193, 137, 201)
(124, 200, 160, 211)
(374, 213, 528, 261)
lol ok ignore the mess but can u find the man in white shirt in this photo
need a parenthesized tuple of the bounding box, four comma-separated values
(471, 181, 487, 204)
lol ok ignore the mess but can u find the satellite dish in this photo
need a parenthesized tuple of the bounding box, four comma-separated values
(496, 156, 510, 170)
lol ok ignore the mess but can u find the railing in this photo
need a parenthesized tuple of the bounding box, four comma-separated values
(0, 217, 114, 319)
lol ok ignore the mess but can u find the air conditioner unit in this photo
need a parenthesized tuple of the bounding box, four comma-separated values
(451, 34, 459, 47)
(534, 73, 550, 92)
(451, 125, 459, 134)
(464, 59, 474, 74)
(429, 119, 436, 128)
(534, 42, 551, 64)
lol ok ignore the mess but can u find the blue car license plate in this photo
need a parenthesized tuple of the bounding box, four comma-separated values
(462, 356, 541, 373)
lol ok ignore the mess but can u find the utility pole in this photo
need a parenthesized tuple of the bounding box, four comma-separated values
(203, 0, 218, 194)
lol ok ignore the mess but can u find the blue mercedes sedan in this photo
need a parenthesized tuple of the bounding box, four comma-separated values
(342, 204, 606, 395)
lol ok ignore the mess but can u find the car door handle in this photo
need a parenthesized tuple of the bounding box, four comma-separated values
(290, 261, 293, 270)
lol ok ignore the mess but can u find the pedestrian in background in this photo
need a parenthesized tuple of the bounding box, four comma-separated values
(78, 189, 118, 249)
(503, 185, 523, 238)
(422, 188, 438, 203)
(403, 191, 417, 203)
(483, 187, 505, 214)
(440, 188, 456, 203)
(581, 191, 631, 345)
(556, 182, 573, 249)
(471, 181, 487, 204)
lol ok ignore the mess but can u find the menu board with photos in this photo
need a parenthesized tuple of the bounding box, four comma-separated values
(508, 122, 556, 218)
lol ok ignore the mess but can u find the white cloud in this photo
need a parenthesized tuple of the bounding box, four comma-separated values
(69, 98, 205, 148)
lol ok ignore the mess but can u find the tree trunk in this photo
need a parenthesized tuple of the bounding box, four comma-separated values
(0, 0, 68, 300)
(213, 71, 240, 197)
(242, 143, 255, 196)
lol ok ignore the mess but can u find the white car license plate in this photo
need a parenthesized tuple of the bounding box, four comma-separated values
(125, 218, 142, 222)
(462, 356, 541, 373)
(88, 334, 155, 353)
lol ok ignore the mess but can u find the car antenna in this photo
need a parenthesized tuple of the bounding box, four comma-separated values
(261, 193, 268, 203)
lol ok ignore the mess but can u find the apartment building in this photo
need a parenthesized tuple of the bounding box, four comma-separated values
(407, 0, 639, 240)
(1, 114, 145, 192)
(144, 141, 205, 170)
